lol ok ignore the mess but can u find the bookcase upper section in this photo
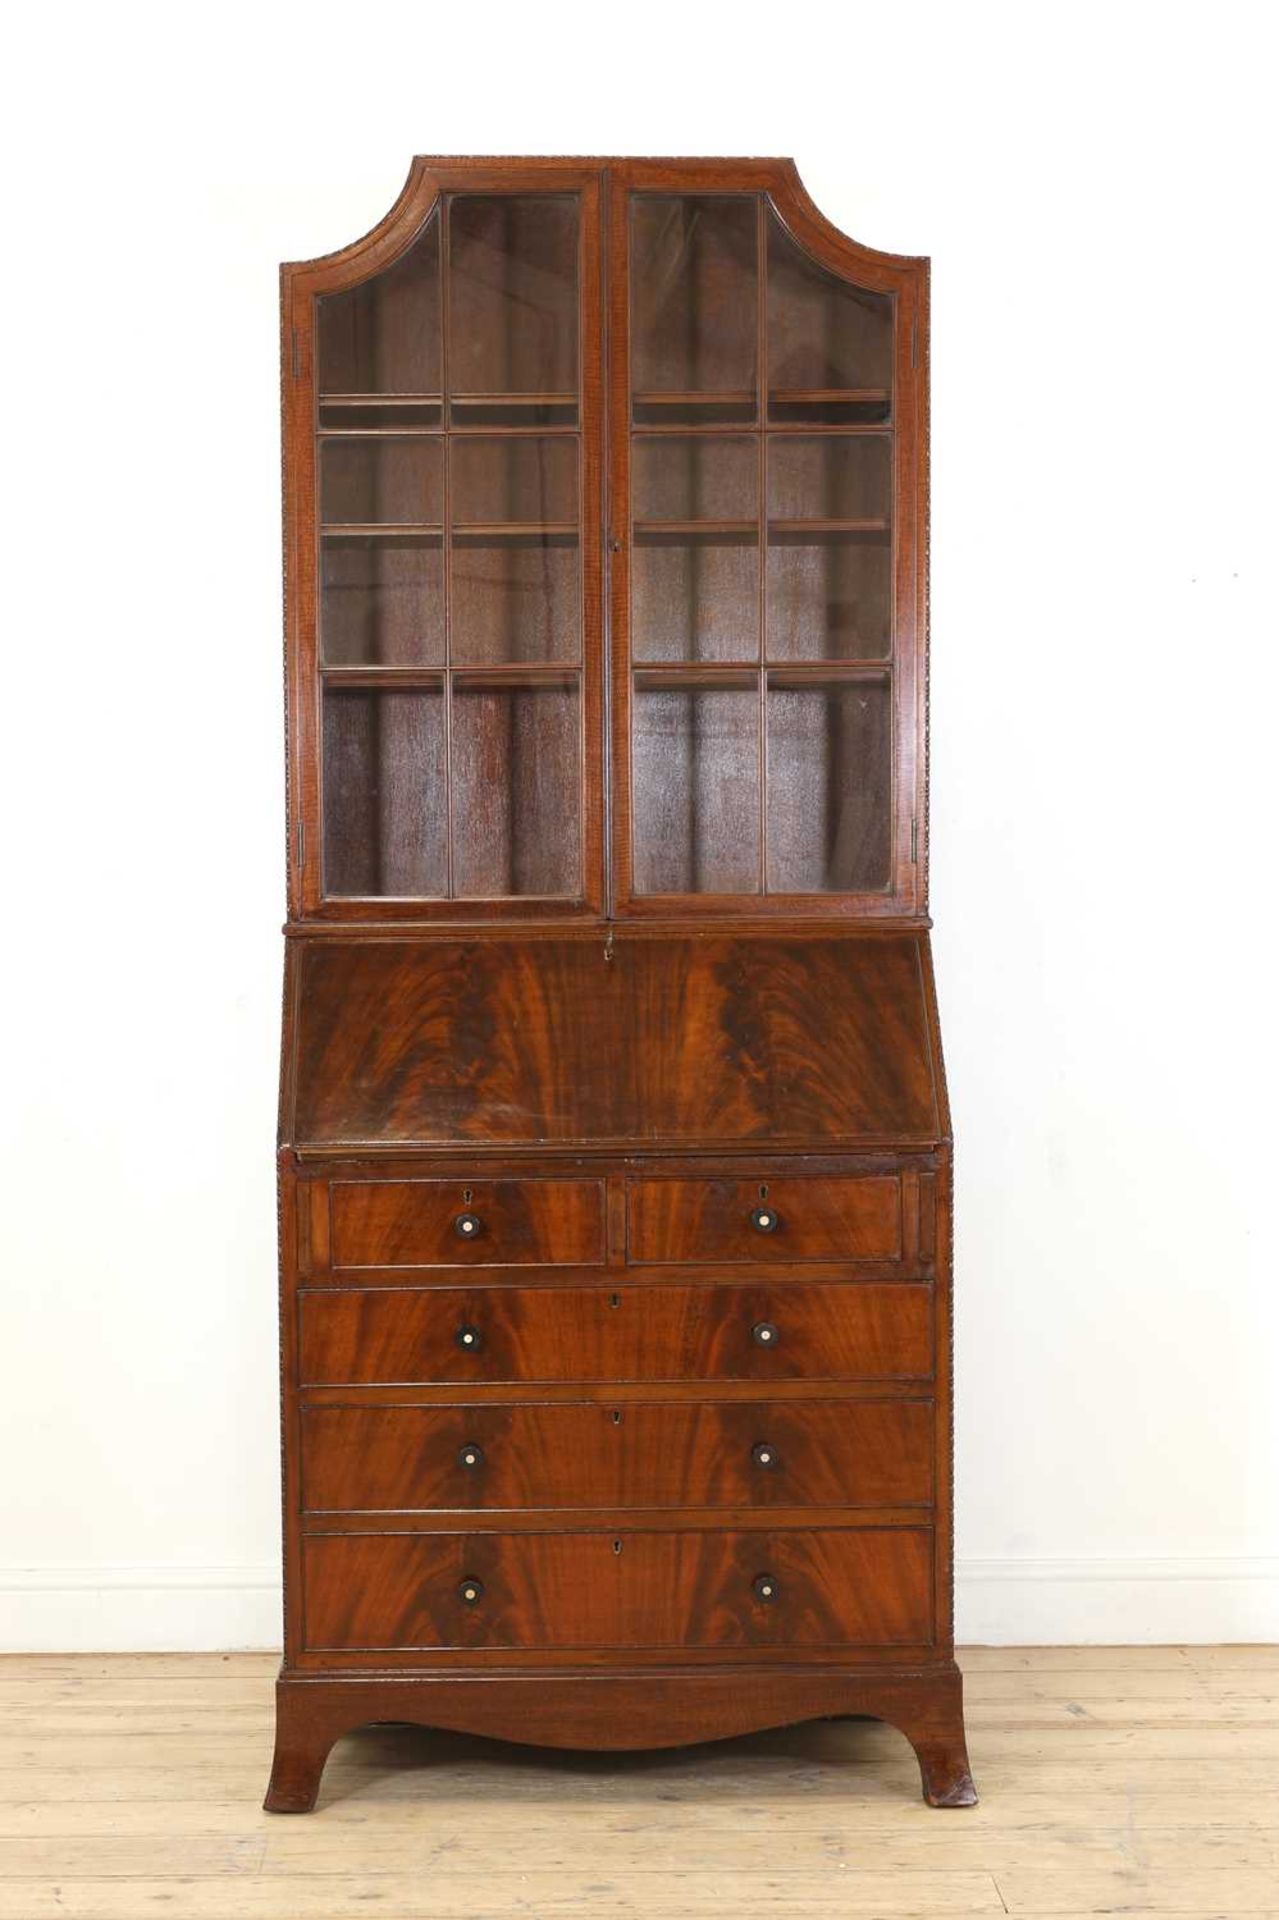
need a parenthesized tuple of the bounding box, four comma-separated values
(281, 159, 928, 924)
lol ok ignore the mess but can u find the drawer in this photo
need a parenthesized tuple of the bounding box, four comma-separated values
(627, 1175, 903, 1264)
(303, 1526, 933, 1651)
(299, 1283, 932, 1386)
(329, 1179, 605, 1270)
(301, 1399, 934, 1513)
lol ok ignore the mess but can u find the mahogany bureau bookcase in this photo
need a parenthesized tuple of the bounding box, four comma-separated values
(267, 156, 976, 1812)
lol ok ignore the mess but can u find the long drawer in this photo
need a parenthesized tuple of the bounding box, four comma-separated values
(301, 1399, 934, 1513)
(627, 1175, 903, 1264)
(302, 1526, 933, 1651)
(329, 1179, 606, 1269)
(299, 1283, 933, 1386)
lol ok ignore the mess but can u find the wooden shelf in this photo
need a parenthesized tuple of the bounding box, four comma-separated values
(319, 393, 578, 408)
(633, 390, 755, 407)
(629, 388, 890, 412)
(451, 665, 580, 689)
(633, 520, 757, 537)
(629, 519, 889, 538)
(319, 393, 442, 407)
(321, 523, 443, 538)
(632, 661, 893, 683)
(769, 388, 891, 404)
(452, 523, 578, 539)
(768, 518, 890, 536)
(322, 521, 578, 539)
(766, 662, 892, 684)
(633, 421, 891, 439)
(321, 425, 577, 440)
(633, 666, 759, 690)
(322, 664, 579, 687)
(452, 392, 577, 407)
(765, 422, 892, 437)
(318, 426, 443, 438)
(321, 666, 444, 687)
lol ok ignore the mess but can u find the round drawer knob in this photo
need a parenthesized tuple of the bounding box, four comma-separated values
(751, 1320, 779, 1348)
(753, 1572, 779, 1604)
(455, 1324, 483, 1352)
(751, 1441, 779, 1470)
(458, 1576, 484, 1605)
(457, 1443, 485, 1470)
(455, 1212, 483, 1240)
(750, 1205, 779, 1233)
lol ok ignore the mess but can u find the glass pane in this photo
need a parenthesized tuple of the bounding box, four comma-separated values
(632, 534, 757, 665)
(452, 537, 578, 666)
(450, 435, 580, 665)
(768, 435, 891, 524)
(632, 679, 760, 893)
(448, 197, 578, 404)
(451, 681, 581, 896)
(320, 439, 442, 527)
(767, 207, 891, 419)
(321, 537, 444, 667)
(322, 688, 447, 895)
(766, 676, 891, 891)
(632, 197, 758, 405)
(450, 436, 577, 527)
(766, 533, 890, 663)
(766, 436, 892, 662)
(632, 435, 756, 523)
(632, 436, 758, 664)
(317, 213, 440, 397)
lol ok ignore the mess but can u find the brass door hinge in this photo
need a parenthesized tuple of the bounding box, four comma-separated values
(910, 818, 918, 863)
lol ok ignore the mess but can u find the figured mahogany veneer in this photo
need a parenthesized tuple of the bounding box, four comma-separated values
(299, 1283, 933, 1387)
(302, 1527, 934, 1653)
(301, 1399, 934, 1513)
(627, 1174, 902, 1263)
(330, 1179, 606, 1268)
(286, 933, 943, 1153)
(269, 156, 975, 1817)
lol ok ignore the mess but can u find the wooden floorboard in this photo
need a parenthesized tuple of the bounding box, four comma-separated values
(0, 1649, 1274, 1917)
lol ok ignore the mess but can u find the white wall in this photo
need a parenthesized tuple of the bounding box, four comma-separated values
(2, 0, 1275, 1650)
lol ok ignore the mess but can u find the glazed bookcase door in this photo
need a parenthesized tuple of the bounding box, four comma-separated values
(609, 165, 926, 918)
(284, 166, 604, 919)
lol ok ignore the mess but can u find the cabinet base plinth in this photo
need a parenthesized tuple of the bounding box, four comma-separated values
(263, 1662, 976, 1812)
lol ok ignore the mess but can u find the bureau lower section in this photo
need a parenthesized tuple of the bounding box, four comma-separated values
(271, 1153, 971, 1810)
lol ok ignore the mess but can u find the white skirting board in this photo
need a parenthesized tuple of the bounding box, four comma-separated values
(0, 1559, 1276, 1652)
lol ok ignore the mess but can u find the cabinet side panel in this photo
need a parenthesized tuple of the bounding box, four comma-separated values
(276, 1151, 304, 1667)
(932, 1146, 955, 1656)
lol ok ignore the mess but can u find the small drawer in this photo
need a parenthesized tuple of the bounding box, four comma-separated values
(329, 1179, 606, 1270)
(301, 1398, 934, 1513)
(299, 1282, 932, 1386)
(302, 1525, 934, 1652)
(627, 1175, 903, 1265)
